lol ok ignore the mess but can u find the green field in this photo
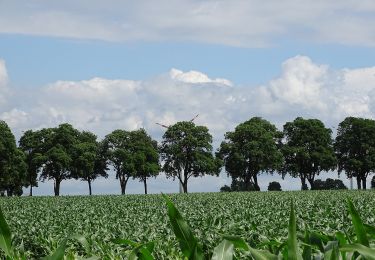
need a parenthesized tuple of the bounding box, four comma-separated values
(1, 190, 375, 259)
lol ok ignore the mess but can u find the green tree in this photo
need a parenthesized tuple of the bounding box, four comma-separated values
(103, 130, 135, 195)
(131, 129, 160, 194)
(39, 124, 80, 196)
(160, 121, 221, 193)
(282, 117, 337, 190)
(217, 117, 283, 191)
(0, 121, 28, 196)
(335, 117, 375, 189)
(0, 120, 17, 195)
(371, 176, 375, 189)
(19, 130, 45, 196)
(71, 131, 108, 195)
(4, 149, 28, 196)
(268, 181, 282, 191)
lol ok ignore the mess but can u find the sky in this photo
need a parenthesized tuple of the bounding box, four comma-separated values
(0, 0, 375, 195)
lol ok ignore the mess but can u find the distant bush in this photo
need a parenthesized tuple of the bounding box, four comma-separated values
(313, 178, 347, 190)
(220, 185, 231, 192)
(371, 176, 375, 189)
(219, 178, 256, 192)
(268, 181, 282, 191)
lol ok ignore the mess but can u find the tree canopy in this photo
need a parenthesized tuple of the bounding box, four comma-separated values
(218, 117, 283, 191)
(130, 129, 160, 194)
(335, 117, 375, 189)
(38, 124, 80, 196)
(282, 117, 337, 190)
(71, 131, 108, 195)
(160, 121, 221, 193)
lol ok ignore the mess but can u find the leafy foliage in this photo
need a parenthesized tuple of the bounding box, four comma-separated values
(0, 121, 28, 196)
(160, 121, 221, 193)
(267, 181, 282, 191)
(282, 117, 337, 190)
(71, 131, 108, 195)
(0, 191, 374, 258)
(218, 117, 283, 191)
(313, 178, 347, 190)
(335, 116, 375, 189)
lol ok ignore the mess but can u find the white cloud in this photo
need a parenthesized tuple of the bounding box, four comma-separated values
(2, 55, 375, 194)
(169, 68, 232, 86)
(0, 1, 375, 47)
(0, 59, 9, 105)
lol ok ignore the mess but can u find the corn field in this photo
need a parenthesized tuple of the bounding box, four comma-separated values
(0, 190, 375, 259)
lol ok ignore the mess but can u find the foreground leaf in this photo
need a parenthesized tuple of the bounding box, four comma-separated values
(0, 206, 13, 257)
(287, 200, 302, 260)
(162, 194, 204, 260)
(340, 244, 375, 260)
(42, 239, 67, 260)
(211, 240, 234, 260)
(222, 236, 250, 251)
(347, 199, 369, 246)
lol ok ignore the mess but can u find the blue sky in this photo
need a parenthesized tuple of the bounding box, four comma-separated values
(0, 1, 374, 195)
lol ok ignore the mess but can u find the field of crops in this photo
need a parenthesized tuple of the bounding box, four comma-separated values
(1, 190, 375, 259)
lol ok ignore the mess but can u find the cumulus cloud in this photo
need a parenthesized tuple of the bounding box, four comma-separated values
(0, 1, 375, 47)
(0, 59, 9, 105)
(5, 55, 375, 139)
(2, 55, 375, 194)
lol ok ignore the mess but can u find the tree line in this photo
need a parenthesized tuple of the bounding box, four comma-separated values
(0, 116, 375, 196)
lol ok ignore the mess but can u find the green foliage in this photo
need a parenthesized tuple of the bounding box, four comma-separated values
(19, 129, 46, 196)
(282, 117, 337, 190)
(160, 121, 221, 193)
(0, 121, 25, 196)
(267, 181, 282, 191)
(103, 129, 159, 195)
(218, 117, 283, 191)
(71, 131, 108, 195)
(130, 129, 160, 194)
(162, 193, 204, 259)
(335, 116, 375, 189)
(36, 124, 81, 196)
(313, 178, 347, 190)
(1, 190, 375, 258)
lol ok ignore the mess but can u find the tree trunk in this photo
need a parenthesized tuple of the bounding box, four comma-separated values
(182, 181, 188, 193)
(143, 178, 148, 194)
(301, 176, 308, 190)
(307, 178, 315, 190)
(54, 179, 61, 196)
(244, 174, 251, 191)
(356, 176, 362, 190)
(362, 177, 367, 190)
(29, 174, 33, 196)
(88, 179, 92, 195)
(119, 175, 129, 195)
(253, 175, 260, 191)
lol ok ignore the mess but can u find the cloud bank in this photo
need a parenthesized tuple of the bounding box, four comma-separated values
(0, 1, 375, 47)
(1, 55, 375, 194)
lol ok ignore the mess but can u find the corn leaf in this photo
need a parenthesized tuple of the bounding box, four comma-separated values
(0, 206, 13, 257)
(162, 194, 204, 260)
(211, 240, 234, 260)
(287, 200, 302, 260)
(346, 199, 369, 246)
(340, 244, 375, 260)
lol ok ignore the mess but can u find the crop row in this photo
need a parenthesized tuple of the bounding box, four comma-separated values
(0, 190, 374, 258)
